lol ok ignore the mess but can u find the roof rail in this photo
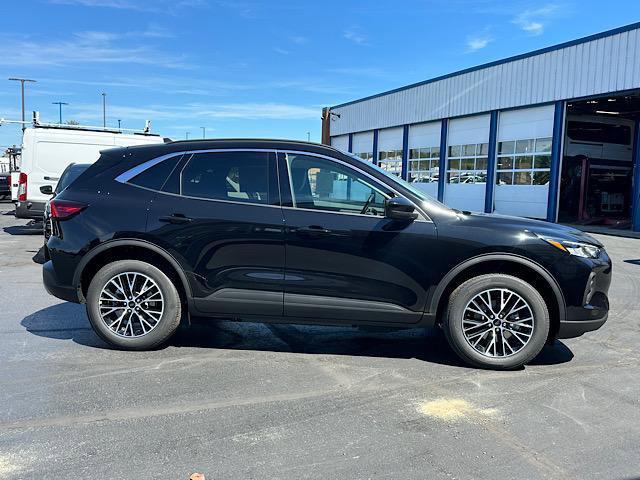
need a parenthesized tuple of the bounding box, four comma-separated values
(30, 111, 156, 135)
(1, 112, 157, 135)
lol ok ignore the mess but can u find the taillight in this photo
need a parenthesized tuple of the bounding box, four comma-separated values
(18, 173, 27, 201)
(50, 199, 87, 220)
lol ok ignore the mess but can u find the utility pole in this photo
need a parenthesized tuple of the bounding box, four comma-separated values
(201, 127, 206, 139)
(118, 119, 122, 131)
(307, 131, 311, 142)
(186, 131, 190, 140)
(101, 92, 107, 128)
(8, 77, 37, 131)
(52, 101, 68, 124)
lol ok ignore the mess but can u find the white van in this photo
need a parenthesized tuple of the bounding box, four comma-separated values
(16, 126, 164, 219)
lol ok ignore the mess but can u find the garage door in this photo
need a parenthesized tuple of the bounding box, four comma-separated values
(444, 115, 490, 212)
(407, 122, 441, 198)
(494, 105, 554, 219)
(331, 135, 349, 153)
(352, 131, 374, 162)
(377, 127, 403, 176)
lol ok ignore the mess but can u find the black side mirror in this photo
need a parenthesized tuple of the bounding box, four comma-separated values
(40, 185, 53, 195)
(385, 196, 418, 221)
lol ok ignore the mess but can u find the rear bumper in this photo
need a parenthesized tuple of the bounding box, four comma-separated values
(43, 260, 80, 303)
(15, 200, 46, 219)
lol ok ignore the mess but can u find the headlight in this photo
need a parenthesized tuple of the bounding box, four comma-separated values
(540, 237, 601, 258)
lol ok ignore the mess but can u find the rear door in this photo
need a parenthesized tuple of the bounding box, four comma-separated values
(279, 151, 438, 325)
(144, 149, 286, 316)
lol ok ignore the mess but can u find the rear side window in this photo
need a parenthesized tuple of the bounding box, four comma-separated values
(180, 151, 274, 205)
(129, 156, 182, 191)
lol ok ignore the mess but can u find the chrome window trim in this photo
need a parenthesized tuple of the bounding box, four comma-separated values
(115, 147, 432, 222)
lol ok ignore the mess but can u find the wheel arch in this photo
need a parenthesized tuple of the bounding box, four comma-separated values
(429, 254, 566, 338)
(73, 239, 192, 306)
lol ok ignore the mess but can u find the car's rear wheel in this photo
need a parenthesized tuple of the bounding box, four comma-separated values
(86, 260, 181, 350)
(443, 274, 549, 370)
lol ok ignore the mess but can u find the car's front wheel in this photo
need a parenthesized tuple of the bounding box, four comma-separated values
(86, 260, 182, 350)
(444, 274, 550, 370)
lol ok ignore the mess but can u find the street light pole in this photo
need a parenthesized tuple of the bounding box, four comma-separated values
(8, 77, 37, 131)
(186, 132, 190, 140)
(201, 127, 206, 139)
(117, 119, 122, 131)
(307, 131, 311, 142)
(52, 101, 69, 124)
(101, 92, 107, 128)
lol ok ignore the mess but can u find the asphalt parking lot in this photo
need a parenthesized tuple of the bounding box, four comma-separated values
(0, 200, 639, 480)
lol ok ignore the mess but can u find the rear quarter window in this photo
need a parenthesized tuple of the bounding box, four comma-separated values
(129, 156, 183, 191)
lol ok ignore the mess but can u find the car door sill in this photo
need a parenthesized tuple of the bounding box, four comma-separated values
(284, 292, 423, 324)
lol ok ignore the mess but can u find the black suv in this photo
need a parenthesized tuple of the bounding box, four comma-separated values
(42, 140, 611, 369)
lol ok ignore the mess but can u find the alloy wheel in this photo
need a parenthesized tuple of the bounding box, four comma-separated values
(98, 272, 164, 338)
(462, 288, 534, 358)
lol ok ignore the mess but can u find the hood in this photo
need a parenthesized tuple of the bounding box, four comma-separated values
(459, 212, 604, 247)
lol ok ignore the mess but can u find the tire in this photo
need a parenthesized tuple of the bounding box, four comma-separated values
(86, 260, 182, 350)
(443, 274, 549, 370)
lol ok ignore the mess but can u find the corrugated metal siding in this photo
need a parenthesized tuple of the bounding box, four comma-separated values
(330, 28, 640, 136)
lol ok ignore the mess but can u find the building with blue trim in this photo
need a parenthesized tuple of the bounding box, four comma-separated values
(322, 22, 640, 233)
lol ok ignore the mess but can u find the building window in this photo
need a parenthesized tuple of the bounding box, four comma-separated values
(408, 146, 440, 183)
(378, 149, 403, 175)
(496, 137, 552, 185)
(446, 143, 488, 184)
(355, 152, 373, 162)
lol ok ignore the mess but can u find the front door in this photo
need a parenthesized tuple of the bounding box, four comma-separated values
(146, 149, 285, 316)
(279, 152, 438, 325)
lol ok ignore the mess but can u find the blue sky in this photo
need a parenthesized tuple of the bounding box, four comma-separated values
(0, 0, 638, 149)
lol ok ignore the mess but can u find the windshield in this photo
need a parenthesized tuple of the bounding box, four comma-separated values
(56, 164, 90, 193)
(344, 152, 451, 209)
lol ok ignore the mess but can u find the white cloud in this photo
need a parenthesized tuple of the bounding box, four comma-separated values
(327, 67, 386, 77)
(50, 0, 142, 8)
(0, 30, 187, 68)
(40, 75, 353, 97)
(289, 36, 309, 45)
(466, 34, 492, 52)
(49, 0, 208, 12)
(343, 27, 369, 46)
(512, 4, 560, 36)
(65, 102, 319, 123)
(273, 47, 290, 55)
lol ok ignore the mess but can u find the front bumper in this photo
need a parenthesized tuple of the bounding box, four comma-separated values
(558, 314, 608, 338)
(43, 260, 80, 303)
(556, 252, 611, 339)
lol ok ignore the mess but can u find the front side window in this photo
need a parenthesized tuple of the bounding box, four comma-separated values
(180, 151, 272, 204)
(496, 137, 552, 186)
(286, 154, 388, 216)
